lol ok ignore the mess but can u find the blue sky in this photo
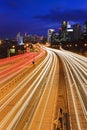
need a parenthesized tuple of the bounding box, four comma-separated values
(0, 0, 87, 38)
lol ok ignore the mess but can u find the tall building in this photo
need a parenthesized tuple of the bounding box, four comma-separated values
(84, 22, 87, 33)
(67, 22, 73, 40)
(73, 24, 82, 40)
(47, 29, 55, 44)
(61, 21, 67, 41)
(16, 32, 24, 45)
(82, 22, 87, 40)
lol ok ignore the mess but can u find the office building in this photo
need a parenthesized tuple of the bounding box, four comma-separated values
(47, 29, 55, 44)
(73, 24, 82, 40)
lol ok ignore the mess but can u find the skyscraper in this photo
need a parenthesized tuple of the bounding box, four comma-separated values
(61, 21, 67, 41)
(73, 24, 82, 40)
(84, 22, 87, 33)
(16, 32, 24, 45)
(47, 29, 55, 44)
(67, 22, 73, 40)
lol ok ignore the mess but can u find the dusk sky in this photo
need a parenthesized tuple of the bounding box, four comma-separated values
(0, 0, 87, 38)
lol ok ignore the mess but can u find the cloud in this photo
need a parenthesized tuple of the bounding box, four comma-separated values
(33, 8, 87, 24)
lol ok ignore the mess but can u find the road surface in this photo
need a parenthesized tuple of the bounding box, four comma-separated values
(0, 46, 87, 130)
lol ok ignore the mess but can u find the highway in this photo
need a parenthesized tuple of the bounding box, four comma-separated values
(0, 47, 45, 84)
(46, 47, 87, 130)
(0, 46, 87, 130)
(0, 47, 59, 130)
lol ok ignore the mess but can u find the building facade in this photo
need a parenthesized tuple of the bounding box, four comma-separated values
(73, 24, 82, 40)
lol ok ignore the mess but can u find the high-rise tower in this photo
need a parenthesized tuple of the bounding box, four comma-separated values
(84, 22, 87, 33)
(47, 29, 55, 44)
(73, 24, 82, 40)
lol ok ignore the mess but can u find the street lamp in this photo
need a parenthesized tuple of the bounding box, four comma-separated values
(12, 45, 15, 48)
(0, 40, 2, 45)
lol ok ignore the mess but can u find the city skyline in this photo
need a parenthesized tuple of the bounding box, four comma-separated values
(0, 0, 87, 38)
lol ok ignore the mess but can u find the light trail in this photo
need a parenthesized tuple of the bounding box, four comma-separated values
(0, 50, 45, 84)
(29, 51, 58, 130)
(45, 47, 87, 130)
(6, 51, 54, 130)
(0, 50, 50, 110)
(0, 50, 56, 130)
(0, 53, 39, 79)
(0, 46, 87, 130)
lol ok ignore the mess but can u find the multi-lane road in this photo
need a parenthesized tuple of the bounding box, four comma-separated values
(46, 47, 87, 130)
(0, 47, 59, 130)
(0, 46, 87, 130)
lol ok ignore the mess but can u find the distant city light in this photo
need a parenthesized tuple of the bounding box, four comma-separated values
(58, 27, 62, 30)
(67, 22, 71, 28)
(67, 29, 73, 32)
(0, 40, 2, 45)
(17, 32, 24, 45)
